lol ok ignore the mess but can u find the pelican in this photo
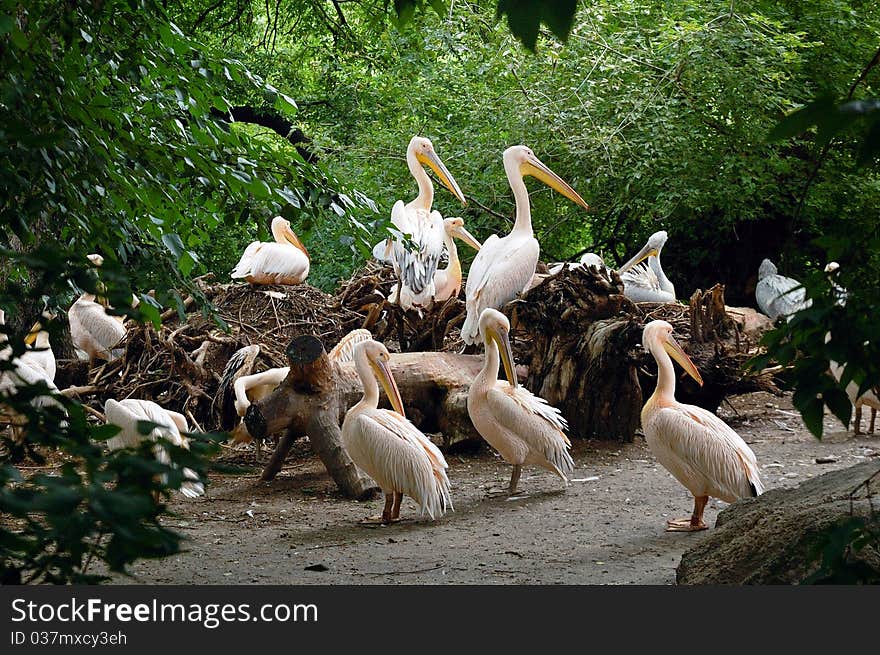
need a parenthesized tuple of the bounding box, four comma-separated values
(617, 231, 676, 303)
(231, 216, 310, 285)
(641, 320, 763, 531)
(104, 398, 204, 498)
(225, 329, 373, 442)
(342, 339, 452, 523)
(373, 136, 467, 311)
(548, 252, 606, 275)
(21, 313, 56, 381)
(467, 308, 574, 494)
(755, 258, 810, 320)
(461, 146, 589, 344)
(388, 216, 482, 306)
(68, 254, 131, 365)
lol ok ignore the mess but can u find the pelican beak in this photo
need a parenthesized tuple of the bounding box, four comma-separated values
(520, 153, 590, 211)
(491, 324, 518, 388)
(283, 224, 310, 260)
(451, 224, 482, 251)
(418, 149, 467, 206)
(663, 334, 704, 386)
(618, 244, 659, 275)
(24, 322, 41, 346)
(374, 357, 406, 418)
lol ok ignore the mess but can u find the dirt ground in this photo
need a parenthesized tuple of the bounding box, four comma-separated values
(118, 392, 879, 585)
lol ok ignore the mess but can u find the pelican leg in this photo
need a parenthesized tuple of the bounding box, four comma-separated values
(666, 496, 709, 532)
(870, 408, 877, 434)
(486, 464, 523, 497)
(854, 405, 863, 435)
(390, 492, 403, 521)
(360, 492, 394, 526)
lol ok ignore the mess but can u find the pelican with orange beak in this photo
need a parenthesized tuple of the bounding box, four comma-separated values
(467, 308, 574, 494)
(342, 339, 452, 524)
(461, 146, 589, 344)
(373, 136, 467, 311)
(232, 216, 310, 285)
(641, 320, 763, 531)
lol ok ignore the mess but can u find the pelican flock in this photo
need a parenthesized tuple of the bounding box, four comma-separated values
(342, 339, 452, 523)
(641, 320, 763, 531)
(374, 136, 467, 311)
(618, 231, 676, 303)
(461, 145, 589, 344)
(232, 216, 310, 285)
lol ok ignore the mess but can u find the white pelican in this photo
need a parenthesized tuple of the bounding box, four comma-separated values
(104, 398, 204, 498)
(388, 216, 481, 306)
(461, 146, 589, 344)
(68, 254, 131, 365)
(373, 136, 467, 311)
(548, 252, 606, 275)
(225, 329, 373, 442)
(231, 216, 310, 285)
(641, 320, 763, 531)
(467, 308, 574, 494)
(618, 231, 676, 303)
(21, 314, 56, 381)
(755, 258, 810, 321)
(342, 339, 452, 523)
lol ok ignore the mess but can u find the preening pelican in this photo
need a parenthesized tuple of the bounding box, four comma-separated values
(388, 216, 482, 306)
(467, 308, 573, 494)
(618, 231, 676, 303)
(374, 136, 467, 311)
(68, 254, 131, 365)
(232, 216, 310, 285)
(755, 258, 810, 321)
(641, 320, 763, 531)
(104, 398, 204, 498)
(461, 146, 589, 344)
(342, 339, 452, 523)
(224, 329, 373, 443)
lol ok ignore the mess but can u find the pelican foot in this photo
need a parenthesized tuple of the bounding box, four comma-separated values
(665, 518, 708, 532)
(485, 487, 525, 498)
(359, 515, 401, 527)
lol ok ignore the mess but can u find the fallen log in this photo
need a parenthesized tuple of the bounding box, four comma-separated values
(244, 337, 505, 496)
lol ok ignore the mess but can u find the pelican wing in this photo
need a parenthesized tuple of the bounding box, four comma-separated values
(390, 203, 445, 296)
(621, 261, 660, 291)
(328, 329, 372, 363)
(462, 234, 539, 343)
(350, 409, 452, 519)
(69, 297, 127, 360)
(649, 403, 763, 502)
(486, 382, 574, 479)
(756, 275, 809, 320)
(0, 357, 65, 412)
(232, 242, 309, 284)
(215, 344, 260, 430)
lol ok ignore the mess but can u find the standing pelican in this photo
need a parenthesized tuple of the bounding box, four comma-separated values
(461, 146, 589, 344)
(342, 339, 452, 523)
(641, 320, 763, 531)
(388, 216, 482, 306)
(104, 398, 204, 498)
(617, 231, 676, 303)
(467, 308, 574, 494)
(755, 258, 810, 320)
(374, 136, 467, 311)
(232, 216, 310, 285)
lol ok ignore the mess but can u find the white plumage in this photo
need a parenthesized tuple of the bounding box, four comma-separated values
(641, 320, 762, 531)
(69, 295, 127, 364)
(104, 398, 204, 498)
(0, 310, 64, 419)
(618, 231, 676, 303)
(462, 146, 589, 344)
(374, 136, 467, 311)
(467, 308, 573, 494)
(342, 339, 452, 523)
(21, 319, 56, 381)
(755, 258, 810, 320)
(231, 216, 310, 285)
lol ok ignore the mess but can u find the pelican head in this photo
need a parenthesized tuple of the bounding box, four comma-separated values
(758, 258, 777, 280)
(579, 253, 605, 267)
(503, 145, 590, 211)
(443, 217, 481, 251)
(408, 136, 466, 206)
(358, 339, 406, 418)
(618, 230, 669, 275)
(24, 309, 55, 346)
(824, 261, 840, 275)
(642, 320, 703, 386)
(478, 308, 518, 388)
(270, 216, 310, 260)
(87, 253, 104, 267)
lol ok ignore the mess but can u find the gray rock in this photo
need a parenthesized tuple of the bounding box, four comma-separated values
(676, 461, 880, 584)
